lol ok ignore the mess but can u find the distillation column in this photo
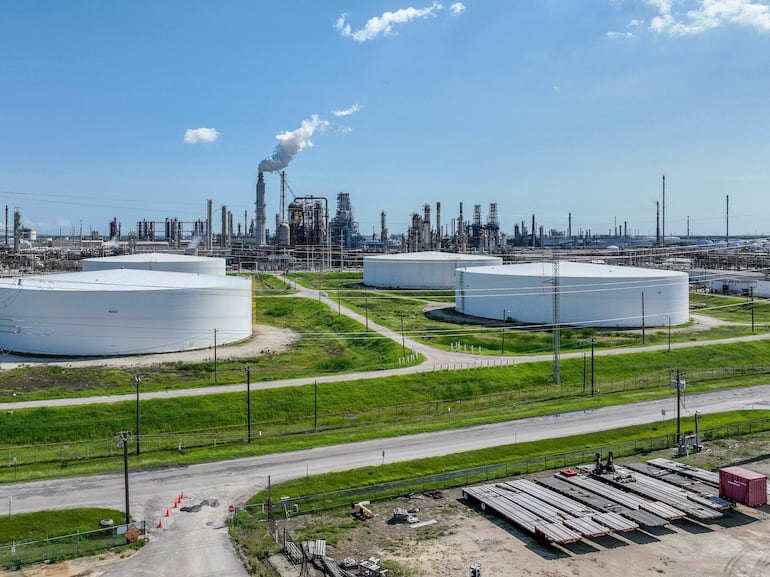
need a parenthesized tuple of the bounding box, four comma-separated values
(255, 171, 267, 246)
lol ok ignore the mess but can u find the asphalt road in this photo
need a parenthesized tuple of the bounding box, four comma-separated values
(3, 384, 770, 576)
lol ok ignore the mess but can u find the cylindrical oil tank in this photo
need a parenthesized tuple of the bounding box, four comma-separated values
(82, 253, 226, 275)
(363, 251, 502, 289)
(455, 261, 689, 328)
(0, 269, 251, 356)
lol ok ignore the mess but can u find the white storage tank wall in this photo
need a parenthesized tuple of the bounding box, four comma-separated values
(0, 269, 251, 356)
(364, 252, 502, 289)
(456, 262, 689, 328)
(82, 253, 226, 276)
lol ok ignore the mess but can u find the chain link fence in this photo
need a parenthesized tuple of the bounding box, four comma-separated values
(243, 416, 770, 521)
(2, 365, 769, 475)
(0, 521, 145, 570)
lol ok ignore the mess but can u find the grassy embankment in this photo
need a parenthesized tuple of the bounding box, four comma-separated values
(1, 338, 770, 482)
(289, 272, 770, 355)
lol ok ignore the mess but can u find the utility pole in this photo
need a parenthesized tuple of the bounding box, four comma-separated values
(590, 339, 595, 396)
(672, 369, 686, 446)
(135, 374, 141, 456)
(552, 254, 560, 384)
(641, 291, 645, 345)
(214, 328, 218, 383)
(400, 315, 406, 358)
(662, 173, 666, 246)
(676, 369, 681, 445)
(501, 309, 506, 355)
(117, 431, 130, 525)
(245, 367, 251, 443)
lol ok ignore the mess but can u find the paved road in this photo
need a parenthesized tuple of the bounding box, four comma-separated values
(3, 385, 770, 576)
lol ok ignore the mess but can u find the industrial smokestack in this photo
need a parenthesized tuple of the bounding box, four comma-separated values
(13, 209, 20, 252)
(258, 115, 329, 173)
(568, 212, 572, 239)
(256, 172, 267, 246)
(221, 205, 227, 248)
(207, 199, 213, 250)
(436, 202, 441, 248)
(531, 214, 536, 249)
(656, 201, 660, 246)
(662, 173, 666, 246)
(380, 210, 388, 253)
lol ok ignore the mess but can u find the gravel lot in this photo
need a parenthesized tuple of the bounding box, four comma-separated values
(272, 438, 770, 577)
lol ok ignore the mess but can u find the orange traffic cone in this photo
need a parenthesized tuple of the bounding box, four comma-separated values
(157, 518, 163, 529)
(173, 500, 178, 509)
(180, 491, 184, 500)
(165, 508, 170, 517)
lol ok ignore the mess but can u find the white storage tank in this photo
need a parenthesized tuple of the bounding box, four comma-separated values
(364, 251, 502, 289)
(0, 269, 252, 356)
(456, 261, 689, 328)
(82, 252, 226, 276)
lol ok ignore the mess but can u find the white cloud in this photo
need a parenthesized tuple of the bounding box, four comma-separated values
(450, 3, 466, 15)
(607, 30, 636, 38)
(336, 2, 450, 42)
(335, 13, 352, 37)
(184, 127, 221, 144)
(642, 0, 770, 35)
(333, 104, 363, 117)
(627, 18, 644, 27)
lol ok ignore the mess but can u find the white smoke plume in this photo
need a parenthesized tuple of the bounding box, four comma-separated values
(258, 115, 329, 172)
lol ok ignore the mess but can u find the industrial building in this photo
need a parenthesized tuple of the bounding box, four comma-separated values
(455, 261, 689, 328)
(363, 251, 502, 289)
(0, 268, 252, 356)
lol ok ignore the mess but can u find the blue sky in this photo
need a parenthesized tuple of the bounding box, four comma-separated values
(2, 1, 769, 239)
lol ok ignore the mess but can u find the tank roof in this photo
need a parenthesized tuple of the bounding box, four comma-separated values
(364, 251, 500, 263)
(1, 269, 242, 292)
(461, 261, 688, 279)
(82, 252, 220, 264)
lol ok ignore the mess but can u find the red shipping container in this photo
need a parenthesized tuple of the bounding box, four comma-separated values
(719, 466, 767, 507)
